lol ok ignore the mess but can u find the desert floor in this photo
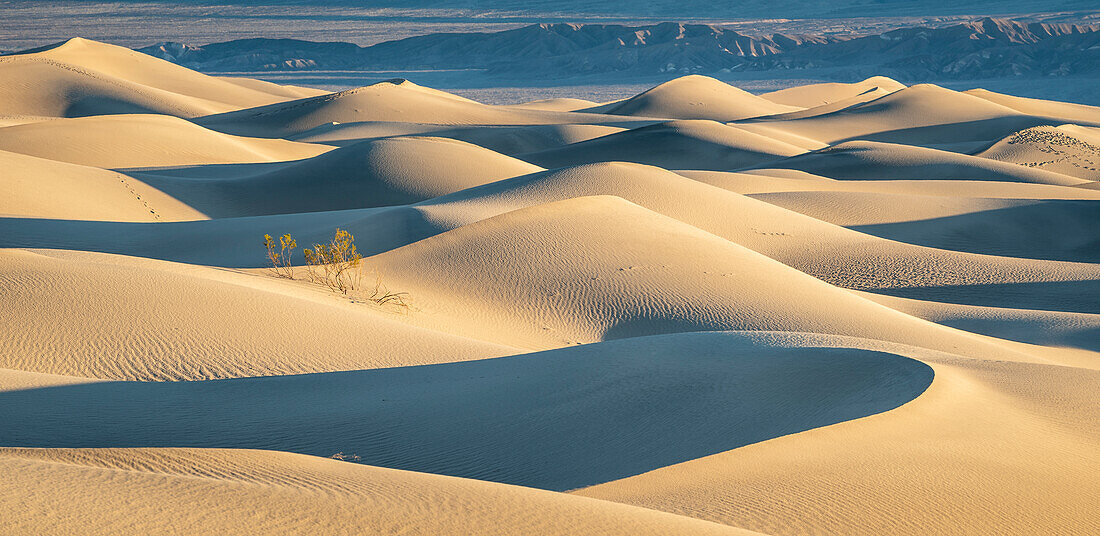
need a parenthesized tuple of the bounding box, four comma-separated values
(1, 38, 1098, 535)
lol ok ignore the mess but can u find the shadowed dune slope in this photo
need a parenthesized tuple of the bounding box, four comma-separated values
(520, 120, 805, 171)
(293, 122, 628, 155)
(751, 140, 1087, 185)
(856, 292, 1100, 352)
(0, 114, 328, 168)
(134, 136, 543, 217)
(0, 448, 757, 536)
(595, 75, 802, 121)
(0, 38, 316, 118)
(750, 87, 897, 122)
(681, 168, 1100, 198)
(759, 76, 906, 107)
(750, 190, 1100, 262)
(576, 334, 1100, 536)
(0, 332, 932, 491)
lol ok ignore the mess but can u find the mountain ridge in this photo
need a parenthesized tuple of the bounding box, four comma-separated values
(128, 18, 1100, 80)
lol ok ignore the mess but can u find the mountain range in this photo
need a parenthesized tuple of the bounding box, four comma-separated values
(136, 18, 1100, 80)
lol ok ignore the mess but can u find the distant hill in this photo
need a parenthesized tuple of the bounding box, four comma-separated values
(134, 18, 1100, 80)
(58, 0, 1099, 19)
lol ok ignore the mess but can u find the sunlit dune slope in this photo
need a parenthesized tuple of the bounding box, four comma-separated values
(759, 76, 906, 107)
(0, 149, 204, 221)
(744, 83, 1098, 145)
(0, 249, 513, 381)
(593, 75, 802, 121)
(0, 38, 317, 118)
(975, 124, 1100, 181)
(0, 114, 328, 168)
(0, 447, 757, 536)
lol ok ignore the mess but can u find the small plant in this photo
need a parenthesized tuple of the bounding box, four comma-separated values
(330, 452, 361, 462)
(263, 229, 409, 311)
(303, 228, 362, 294)
(366, 271, 410, 309)
(263, 233, 297, 279)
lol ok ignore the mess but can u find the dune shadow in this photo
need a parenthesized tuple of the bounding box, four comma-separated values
(851, 201, 1100, 263)
(0, 332, 933, 491)
(865, 280, 1100, 314)
(0, 206, 442, 268)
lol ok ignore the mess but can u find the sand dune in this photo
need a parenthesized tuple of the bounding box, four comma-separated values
(7, 161, 1095, 317)
(0, 149, 203, 221)
(759, 76, 906, 107)
(748, 189, 1099, 262)
(593, 75, 802, 121)
(0, 38, 312, 118)
(745, 83, 1090, 145)
(975, 124, 1100, 181)
(576, 333, 1100, 536)
(856, 292, 1100, 352)
(0, 333, 933, 491)
(508, 97, 601, 112)
(1, 447, 755, 536)
(750, 86, 898, 122)
(752, 139, 1088, 185)
(520, 120, 806, 171)
(0, 249, 512, 381)
(294, 122, 628, 156)
(682, 168, 1100, 198)
(133, 136, 543, 217)
(0, 114, 328, 168)
(2, 43, 1097, 535)
(965, 88, 1100, 124)
(198, 79, 644, 138)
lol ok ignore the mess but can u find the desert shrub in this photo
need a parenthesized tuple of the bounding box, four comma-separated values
(263, 229, 409, 310)
(263, 233, 297, 278)
(330, 452, 361, 462)
(303, 228, 362, 294)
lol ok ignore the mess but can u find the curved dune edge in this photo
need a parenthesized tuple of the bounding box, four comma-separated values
(0, 332, 934, 491)
(0, 447, 760, 536)
(574, 332, 1100, 536)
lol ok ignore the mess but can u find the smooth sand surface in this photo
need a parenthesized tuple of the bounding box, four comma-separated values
(0, 38, 313, 118)
(2, 38, 1097, 535)
(592, 75, 802, 121)
(759, 76, 907, 107)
